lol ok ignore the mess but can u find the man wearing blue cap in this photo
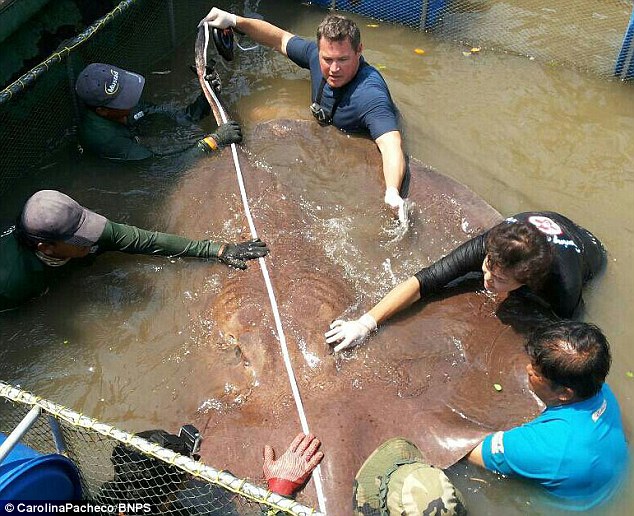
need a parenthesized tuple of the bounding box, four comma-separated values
(75, 63, 242, 161)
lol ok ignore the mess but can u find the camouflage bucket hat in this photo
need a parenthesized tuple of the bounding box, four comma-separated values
(353, 438, 467, 515)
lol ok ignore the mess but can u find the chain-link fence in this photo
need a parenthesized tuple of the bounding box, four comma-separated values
(0, 382, 321, 515)
(310, 0, 634, 78)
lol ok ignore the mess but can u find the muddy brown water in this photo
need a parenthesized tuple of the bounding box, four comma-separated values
(1, 1, 633, 514)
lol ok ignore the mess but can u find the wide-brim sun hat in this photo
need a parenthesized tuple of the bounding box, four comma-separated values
(353, 437, 466, 515)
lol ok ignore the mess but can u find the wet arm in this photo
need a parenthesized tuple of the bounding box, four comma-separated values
(97, 221, 222, 258)
(466, 442, 486, 468)
(375, 130, 406, 192)
(367, 276, 421, 326)
(367, 234, 487, 327)
(414, 233, 488, 297)
(235, 16, 294, 56)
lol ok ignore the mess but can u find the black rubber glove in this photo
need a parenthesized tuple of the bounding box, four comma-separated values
(185, 93, 212, 122)
(189, 64, 221, 92)
(205, 68, 222, 93)
(199, 120, 243, 153)
(218, 238, 269, 269)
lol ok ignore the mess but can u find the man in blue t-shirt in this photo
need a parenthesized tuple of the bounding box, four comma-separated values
(467, 320, 628, 510)
(200, 8, 408, 220)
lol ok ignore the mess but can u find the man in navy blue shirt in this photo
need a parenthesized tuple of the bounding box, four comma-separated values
(467, 321, 628, 510)
(200, 8, 408, 220)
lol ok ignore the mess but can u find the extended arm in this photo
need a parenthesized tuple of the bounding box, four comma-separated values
(200, 8, 294, 56)
(375, 130, 406, 214)
(97, 221, 268, 268)
(235, 16, 294, 56)
(325, 276, 420, 353)
(326, 232, 488, 352)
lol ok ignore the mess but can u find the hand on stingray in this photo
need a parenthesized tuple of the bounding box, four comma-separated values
(384, 186, 409, 225)
(263, 433, 324, 497)
(211, 120, 243, 147)
(325, 313, 377, 352)
(218, 238, 268, 269)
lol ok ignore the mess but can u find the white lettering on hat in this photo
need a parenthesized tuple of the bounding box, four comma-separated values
(105, 69, 120, 96)
(491, 431, 505, 454)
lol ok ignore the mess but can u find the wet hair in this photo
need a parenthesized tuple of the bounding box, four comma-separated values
(316, 14, 361, 51)
(525, 321, 611, 399)
(485, 221, 553, 291)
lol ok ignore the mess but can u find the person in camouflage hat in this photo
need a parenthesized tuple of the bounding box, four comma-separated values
(353, 437, 466, 516)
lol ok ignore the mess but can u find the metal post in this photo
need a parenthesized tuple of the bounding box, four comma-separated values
(66, 54, 80, 135)
(48, 416, 67, 455)
(616, 5, 634, 79)
(420, 0, 430, 30)
(167, 0, 177, 49)
(0, 406, 42, 463)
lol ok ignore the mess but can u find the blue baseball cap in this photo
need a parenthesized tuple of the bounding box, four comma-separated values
(75, 63, 145, 109)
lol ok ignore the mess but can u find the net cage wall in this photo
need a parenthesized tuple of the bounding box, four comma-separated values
(0, 382, 322, 515)
(2, 0, 634, 197)
(0, 0, 222, 197)
(309, 0, 634, 79)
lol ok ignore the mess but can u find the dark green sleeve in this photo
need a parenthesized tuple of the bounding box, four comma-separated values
(152, 141, 211, 159)
(134, 94, 210, 125)
(97, 221, 223, 259)
(109, 136, 154, 161)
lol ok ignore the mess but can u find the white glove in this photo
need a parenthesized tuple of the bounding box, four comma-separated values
(199, 7, 237, 29)
(325, 313, 377, 353)
(384, 186, 408, 225)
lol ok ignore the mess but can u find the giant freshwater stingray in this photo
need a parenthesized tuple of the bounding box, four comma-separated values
(163, 29, 549, 513)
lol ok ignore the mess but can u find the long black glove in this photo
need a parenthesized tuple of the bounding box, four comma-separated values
(198, 120, 243, 152)
(218, 238, 269, 269)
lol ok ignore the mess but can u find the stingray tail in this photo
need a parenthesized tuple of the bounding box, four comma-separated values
(195, 25, 227, 126)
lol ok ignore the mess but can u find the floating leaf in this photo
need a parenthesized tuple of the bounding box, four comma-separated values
(377, 64, 387, 70)
(367, 23, 379, 28)
(414, 48, 425, 55)
(470, 47, 481, 53)
(63, 340, 69, 345)
(493, 383, 503, 392)
(462, 51, 472, 57)
(626, 371, 634, 378)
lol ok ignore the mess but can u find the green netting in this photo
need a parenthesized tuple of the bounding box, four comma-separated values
(0, 382, 321, 515)
(309, 0, 634, 77)
(0, 0, 216, 197)
(2, 0, 633, 195)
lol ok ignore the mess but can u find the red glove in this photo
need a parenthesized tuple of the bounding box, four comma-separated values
(263, 433, 324, 496)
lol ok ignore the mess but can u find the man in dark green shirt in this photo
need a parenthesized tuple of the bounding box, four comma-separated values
(75, 63, 241, 161)
(0, 190, 269, 310)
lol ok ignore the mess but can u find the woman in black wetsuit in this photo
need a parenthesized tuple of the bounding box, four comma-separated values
(325, 212, 606, 352)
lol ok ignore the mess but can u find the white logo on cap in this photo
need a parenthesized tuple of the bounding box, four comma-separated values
(105, 69, 120, 96)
